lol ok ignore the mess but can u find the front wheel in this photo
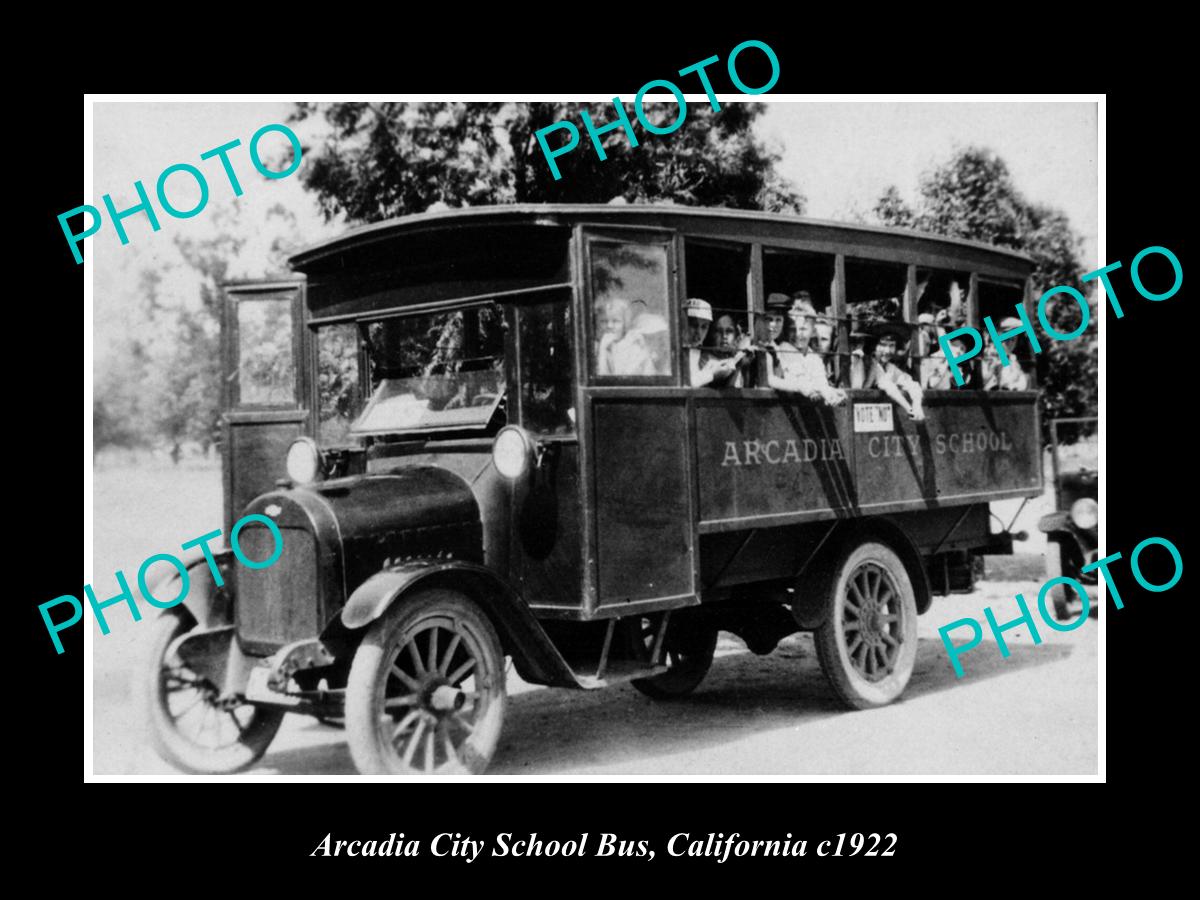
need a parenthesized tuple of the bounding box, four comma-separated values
(814, 541, 919, 710)
(345, 589, 506, 775)
(140, 606, 284, 773)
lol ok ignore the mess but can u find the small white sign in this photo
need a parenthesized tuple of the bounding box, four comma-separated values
(854, 403, 894, 433)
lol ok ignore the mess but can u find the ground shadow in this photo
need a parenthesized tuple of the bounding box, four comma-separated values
(252, 629, 1083, 776)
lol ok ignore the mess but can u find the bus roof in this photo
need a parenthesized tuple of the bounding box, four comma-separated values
(288, 203, 1034, 274)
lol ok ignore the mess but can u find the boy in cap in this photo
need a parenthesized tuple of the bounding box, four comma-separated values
(685, 297, 741, 387)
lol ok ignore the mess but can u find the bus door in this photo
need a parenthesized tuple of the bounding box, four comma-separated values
(222, 281, 309, 535)
(578, 229, 697, 617)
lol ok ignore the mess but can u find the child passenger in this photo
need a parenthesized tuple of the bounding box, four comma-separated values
(766, 298, 847, 406)
(864, 322, 924, 420)
(596, 297, 656, 376)
(684, 298, 748, 387)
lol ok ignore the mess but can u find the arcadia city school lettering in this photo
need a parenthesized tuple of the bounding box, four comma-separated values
(721, 430, 1013, 467)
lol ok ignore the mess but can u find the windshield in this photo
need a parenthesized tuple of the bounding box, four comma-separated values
(349, 304, 506, 435)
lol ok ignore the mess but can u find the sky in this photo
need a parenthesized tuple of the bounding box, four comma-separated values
(90, 99, 1098, 365)
(760, 102, 1098, 266)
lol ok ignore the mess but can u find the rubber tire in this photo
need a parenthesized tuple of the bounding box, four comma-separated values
(345, 589, 506, 776)
(631, 620, 719, 700)
(814, 541, 919, 710)
(139, 606, 284, 774)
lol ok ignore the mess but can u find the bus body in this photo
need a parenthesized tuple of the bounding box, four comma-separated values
(143, 204, 1039, 775)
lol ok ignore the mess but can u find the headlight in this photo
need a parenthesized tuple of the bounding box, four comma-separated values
(1070, 497, 1098, 530)
(286, 437, 323, 484)
(492, 426, 532, 480)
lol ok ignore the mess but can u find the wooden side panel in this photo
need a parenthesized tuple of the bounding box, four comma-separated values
(695, 397, 857, 527)
(228, 418, 305, 524)
(692, 389, 1040, 534)
(517, 443, 585, 613)
(592, 401, 694, 610)
(852, 394, 1040, 505)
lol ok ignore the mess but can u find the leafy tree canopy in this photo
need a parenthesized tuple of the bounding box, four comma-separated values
(872, 148, 1096, 436)
(290, 102, 804, 221)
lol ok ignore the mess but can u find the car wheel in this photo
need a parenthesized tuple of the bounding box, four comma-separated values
(814, 540, 919, 710)
(139, 606, 284, 773)
(630, 615, 718, 700)
(1044, 540, 1071, 621)
(345, 589, 506, 775)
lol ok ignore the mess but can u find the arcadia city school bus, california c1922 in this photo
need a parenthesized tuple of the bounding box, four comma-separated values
(139, 203, 1041, 775)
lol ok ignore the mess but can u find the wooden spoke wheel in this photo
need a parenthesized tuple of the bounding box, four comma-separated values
(630, 616, 718, 700)
(814, 541, 918, 710)
(139, 607, 284, 774)
(346, 589, 506, 775)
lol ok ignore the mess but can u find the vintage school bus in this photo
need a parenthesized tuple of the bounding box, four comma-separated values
(141, 204, 1040, 775)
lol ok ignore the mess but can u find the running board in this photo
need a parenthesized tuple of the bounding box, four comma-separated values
(574, 660, 670, 690)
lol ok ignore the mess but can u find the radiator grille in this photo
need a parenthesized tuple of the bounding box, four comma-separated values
(236, 526, 319, 652)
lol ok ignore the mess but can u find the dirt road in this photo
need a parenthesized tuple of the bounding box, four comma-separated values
(89, 457, 1097, 777)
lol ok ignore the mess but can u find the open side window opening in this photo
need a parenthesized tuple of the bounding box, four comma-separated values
(979, 279, 1035, 391)
(914, 267, 971, 391)
(844, 257, 909, 389)
(683, 240, 752, 388)
(756, 247, 838, 388)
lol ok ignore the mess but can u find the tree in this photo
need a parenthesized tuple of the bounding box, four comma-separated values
(872, 148, 1096, 439)
(93, 199, 310, 457)
(290, 102, 804, 222)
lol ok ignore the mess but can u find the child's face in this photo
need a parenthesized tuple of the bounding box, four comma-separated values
(766, 313, 784, 341)
(791, 314, 814, 347)
(715, 318, 738, 349)
(602, 311, 626, 340)
(814, 323, 833, 352)
(875, 337, 897, 364)
(687, 318, 709, 346)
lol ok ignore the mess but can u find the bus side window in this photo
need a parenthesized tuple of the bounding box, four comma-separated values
(590, 242, 672, 379)
(845, 257, 910, 382)
(979, 280, 1035, 390)
(518, 299, 574, 434)
(915, 268, 971, 390)
(683, 240, 752, 388)
(762, 247, 838, 383)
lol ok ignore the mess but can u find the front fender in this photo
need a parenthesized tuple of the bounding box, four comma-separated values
(341, 564, 438, 630)
(147, 546, 234, 629)
(340, 560, 577, 688)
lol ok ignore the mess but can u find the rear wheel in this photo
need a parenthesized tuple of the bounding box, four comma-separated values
(631, 615, 718, 700)
(140, 606, 284, 773)
(345, 589, 506, 775)
(814, 541, 918, 710)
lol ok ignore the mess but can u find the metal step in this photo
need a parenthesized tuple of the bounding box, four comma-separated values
(574, 660, 669, 690)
